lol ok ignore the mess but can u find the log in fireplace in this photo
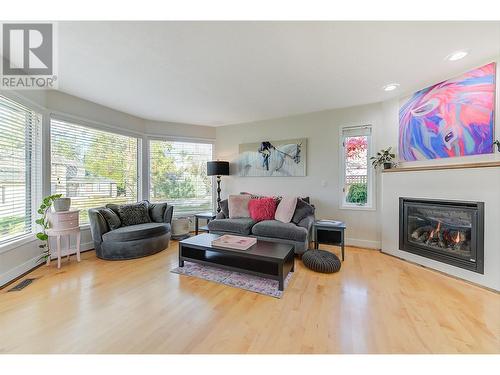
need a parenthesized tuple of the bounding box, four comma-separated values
(399, 198, 484, 274)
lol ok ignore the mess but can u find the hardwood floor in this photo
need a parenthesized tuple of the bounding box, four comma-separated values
(0, 241, 498, 354)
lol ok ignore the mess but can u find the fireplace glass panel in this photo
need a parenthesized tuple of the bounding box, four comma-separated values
(406, 204, 473, 260)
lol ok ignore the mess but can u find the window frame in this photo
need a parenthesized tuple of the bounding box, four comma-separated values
(0, 95, 43, 249)
(147, 136, 215, 216)
(49, 114, 142, 225)
(338, 124, 375, 211)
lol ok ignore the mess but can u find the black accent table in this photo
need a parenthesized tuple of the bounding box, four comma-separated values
(313, 220, 346, 261)
(179, 233, 295, 291)
(194, 212, 217, 235)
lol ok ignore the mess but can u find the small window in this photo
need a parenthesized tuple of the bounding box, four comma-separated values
(340, 125, 374, 209)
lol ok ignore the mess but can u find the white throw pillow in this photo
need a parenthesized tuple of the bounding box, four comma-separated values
(274, 196, 298, 223)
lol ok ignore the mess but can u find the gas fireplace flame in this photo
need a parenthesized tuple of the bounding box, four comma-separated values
(428, 221, 441, 240)
(453, 232, 461, 244)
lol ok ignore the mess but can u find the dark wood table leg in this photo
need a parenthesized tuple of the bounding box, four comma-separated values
(195, 217, 199, 235)
(179, 245, 184, 267)
(278, 262, 284, 291)
(341, 229, 345, 261)
(314, 227, 318, 249)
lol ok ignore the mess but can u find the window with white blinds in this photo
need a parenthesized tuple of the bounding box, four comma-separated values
(150, 140, 213, 216)
(50, 119, 139, 224)
(0, 95, 41, 245)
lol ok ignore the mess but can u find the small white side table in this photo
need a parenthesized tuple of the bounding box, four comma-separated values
(47, 210, 81, 269)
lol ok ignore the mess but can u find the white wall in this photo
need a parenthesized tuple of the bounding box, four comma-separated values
(378, 57, 500, 290)
(215, 103, 386, 249)
(145, 120, 216, 140)
(0, 89, 215, 287)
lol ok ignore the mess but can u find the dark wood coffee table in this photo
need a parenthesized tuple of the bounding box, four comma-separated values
(179, 233, 295, 291)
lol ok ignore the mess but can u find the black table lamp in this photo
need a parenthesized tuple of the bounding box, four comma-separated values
(207, 161, 230, 213)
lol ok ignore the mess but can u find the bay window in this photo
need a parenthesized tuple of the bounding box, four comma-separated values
(149, 139, 213, 216)
(50, 118, 139, 224)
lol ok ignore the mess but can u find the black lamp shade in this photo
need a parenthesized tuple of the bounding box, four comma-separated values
(207, 161, 229, 176)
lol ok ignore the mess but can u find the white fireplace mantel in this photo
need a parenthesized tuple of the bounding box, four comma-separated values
(381, 166, 500, 291)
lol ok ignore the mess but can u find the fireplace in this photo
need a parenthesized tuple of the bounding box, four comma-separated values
(399, 198, 484, 274)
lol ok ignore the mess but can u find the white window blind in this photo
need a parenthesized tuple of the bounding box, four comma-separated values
(0, 95, 41, 245)
(149, 140, 213, 216)
(50, 118, 139, 224)
(342, 125, 372, 137)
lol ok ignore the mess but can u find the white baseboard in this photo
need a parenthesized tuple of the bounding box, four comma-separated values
(47, 241, 94, 260)
(345, 237, 380, 249)
(0, 241, 94, 288)
(0, 255, 42, 287)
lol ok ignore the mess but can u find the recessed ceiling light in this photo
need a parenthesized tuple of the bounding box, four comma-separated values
(383, 83, 400, 92)
(446, 50, 468, 61)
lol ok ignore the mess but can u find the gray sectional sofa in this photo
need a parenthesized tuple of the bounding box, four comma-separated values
(207, 198, 315, 255)
(89, 200, 173, 260)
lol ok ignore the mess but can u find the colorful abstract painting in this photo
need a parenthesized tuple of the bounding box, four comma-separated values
(399, 62, 496, 161)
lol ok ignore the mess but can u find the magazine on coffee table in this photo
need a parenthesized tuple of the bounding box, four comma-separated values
(211, 235, 257, 250)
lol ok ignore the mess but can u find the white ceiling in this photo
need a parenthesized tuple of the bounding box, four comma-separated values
(57, 21, 500, 126)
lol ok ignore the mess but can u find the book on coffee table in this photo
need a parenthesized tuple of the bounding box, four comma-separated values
(211, 235, 257, 250)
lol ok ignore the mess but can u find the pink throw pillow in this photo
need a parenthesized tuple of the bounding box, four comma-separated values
(248, 197, 277, 222)
(274, 196, 298, 223)
(228, 194, 251, 218)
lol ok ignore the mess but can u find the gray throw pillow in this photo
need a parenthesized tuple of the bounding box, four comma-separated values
(106, 203, 120, 216)
(148, 202, 168, 223)
(292, 198, 315, 224)
(117, 201, 151, 226)
(100, 208, 121, 230)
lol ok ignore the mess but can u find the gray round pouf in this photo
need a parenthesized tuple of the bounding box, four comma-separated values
(302, 250, 341, 273)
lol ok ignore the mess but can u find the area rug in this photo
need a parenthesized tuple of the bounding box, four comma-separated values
(171, 261, 293, 298)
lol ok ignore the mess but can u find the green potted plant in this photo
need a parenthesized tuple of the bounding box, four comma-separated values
(370, 147, 397, 170)
(35, 194, 62, 261)
(53, 177, 71, 212)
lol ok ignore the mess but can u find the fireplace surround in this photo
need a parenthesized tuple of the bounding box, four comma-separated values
(399, 198, 484, 274)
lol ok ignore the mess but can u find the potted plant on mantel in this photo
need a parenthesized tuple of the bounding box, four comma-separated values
(371, 147, 397, 170)
(494, 140, 500, 152)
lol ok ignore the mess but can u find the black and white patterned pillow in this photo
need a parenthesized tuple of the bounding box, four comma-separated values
(117, 201, 151, 226)
(291, 198, 315, 224)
